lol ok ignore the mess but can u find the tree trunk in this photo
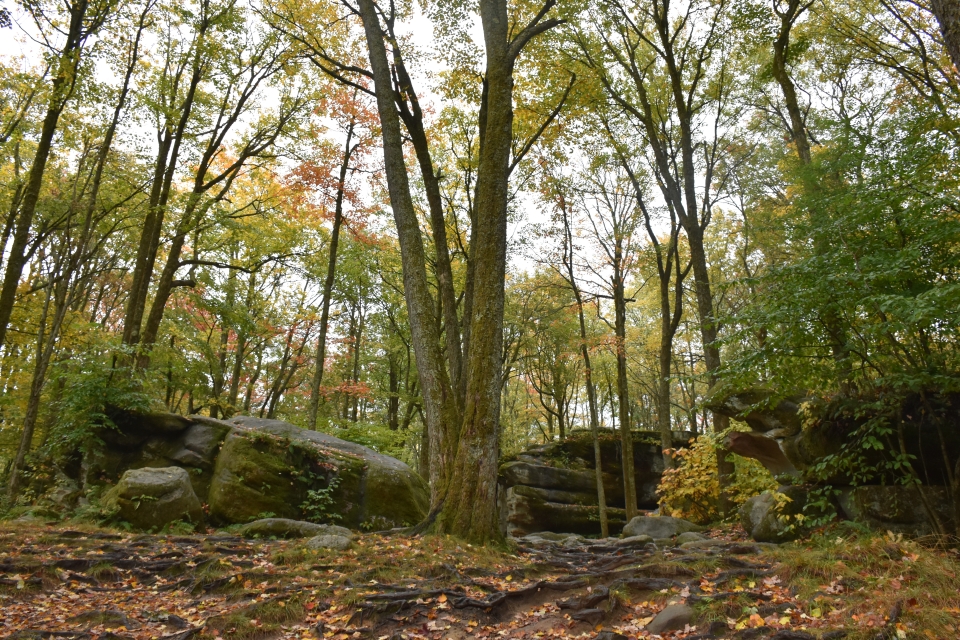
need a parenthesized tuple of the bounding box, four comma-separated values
(932, 0, 960, 71)
(0, 1, 92, 354)
(612, 264, 638, 521)
(308, 122, 356, 428)
(356, 0, 461, 510)
(560, 199, 608, 537)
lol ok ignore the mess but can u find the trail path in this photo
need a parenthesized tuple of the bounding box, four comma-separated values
(0, 523, 930, 639)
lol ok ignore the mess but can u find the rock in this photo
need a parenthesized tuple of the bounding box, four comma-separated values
(838, 485, 955, 536)
(498, 430, 692, 537)
(45, 474, 82, 510)
(710, 388, 960, 486)
(504, 487, 627, 537)
(645, 603, 694, 634)
(676, 531, 707, 544)
(500, 461, 615, 496)
(680, 538, 725, 550)
(208, 417, 428, 528)
(306, 534, 353, 550)
(740, 486, 808, 543)
(726, 431, 798, 476)
(621, 516, 704, 539)
(572, 608, 605, 624)
(615, 534, 653, 547)
(238, 518, 354, 539)
(525, 531, 579, 542)
(102, 467, 203, 531)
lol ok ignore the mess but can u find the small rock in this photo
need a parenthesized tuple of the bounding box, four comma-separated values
(306, 534, 353, 551)
(238, 518, 354, 539)
(572, 608, 605, 625)
(532, 531, 582, 542)
(676, 531, 708, 544)
(645, 603, 694, 634)
(622, 516, 704, 539)
(680, 539, 725, 550)
(160, 613, 190, 629)
(740, 487, 808, 543)
(615, 534, 653, 547)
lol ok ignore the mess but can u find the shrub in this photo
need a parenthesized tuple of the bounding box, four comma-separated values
(658, 429, 777, 524)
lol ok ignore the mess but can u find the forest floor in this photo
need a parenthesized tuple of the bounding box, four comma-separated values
(1, 521, 959, 640)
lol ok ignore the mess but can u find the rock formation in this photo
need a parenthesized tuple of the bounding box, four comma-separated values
(498, 430, 691, 537)
(50, 409, 428, 531)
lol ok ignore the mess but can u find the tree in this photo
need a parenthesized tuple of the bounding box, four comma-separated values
(577, 0, 739, 510)
(354, 0, 564, 541)
(0, 0, 115, 355)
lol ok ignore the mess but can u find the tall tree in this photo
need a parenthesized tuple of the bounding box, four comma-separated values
(0, 0, 114, 354)
(578, 0, 738, 510)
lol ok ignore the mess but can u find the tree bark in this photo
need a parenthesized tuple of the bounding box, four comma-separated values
(308, 121, 356, 428)
(932, 0, 960, 71)
(0, 0, 96, 354)
(356, 0, 460, 508)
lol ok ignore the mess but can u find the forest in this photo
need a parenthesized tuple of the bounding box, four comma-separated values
(1, 0, 959, 542)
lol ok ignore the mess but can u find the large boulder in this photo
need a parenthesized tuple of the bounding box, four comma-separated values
(103, 467, 204, 531)
(838, 485, 955, 536)
(208, 416, 428, 528)
(740, 486, 808, 543)
(621, 515, 704, 539)
(65, 409, 428, 530)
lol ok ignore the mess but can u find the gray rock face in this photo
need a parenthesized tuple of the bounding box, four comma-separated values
(306, 534, 353, 550)
(498, 431, 690, 537)
(740, 486, 808, 543)
(103, 467, 203, 531)
(65, 409, 428, 530)
(502, 486, 627, 537)
(238, 518, 355, 539)
(645, 603, 694, 634)
(621, 516, 704, 539)
(838, 485, 954, 536)
(208, 417, 427, 528)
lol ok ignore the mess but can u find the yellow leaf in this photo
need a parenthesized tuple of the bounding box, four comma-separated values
(438, 594, 447, 603)
(780, 616, 791, 625)
(811, 608, 822, 618)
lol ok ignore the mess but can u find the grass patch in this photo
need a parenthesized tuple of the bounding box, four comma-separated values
(770, 525, 960, 639)
(203, 595, 307, 640)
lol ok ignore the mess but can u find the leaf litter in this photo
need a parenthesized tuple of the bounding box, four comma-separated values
(1, 522, 958, 639)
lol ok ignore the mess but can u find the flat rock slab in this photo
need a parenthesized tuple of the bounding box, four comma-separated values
(646, 602, 694, 634)
(622, 515, 705, 539)
(237, 518, 354, 539)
